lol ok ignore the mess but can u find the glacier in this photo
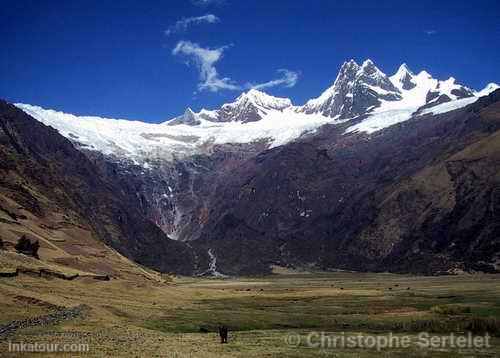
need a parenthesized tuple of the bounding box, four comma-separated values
(15, 60, 498, 164)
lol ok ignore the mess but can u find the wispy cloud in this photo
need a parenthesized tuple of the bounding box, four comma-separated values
(165, 14, 219, 36)
(172, 41, 239, 92)
(424, 29, 437, 35)
(247, 69, 299, 90)
(192, 0, 225, 6)
(172, 41, 299, 93)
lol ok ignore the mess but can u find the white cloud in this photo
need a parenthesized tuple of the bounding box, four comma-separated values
(192, 0, 225, 6)
(424, 29, 437, 35)
(247, 69, 299, 90)
(172, 41, 299, 93)
(172, 41, 240, 92)
(165, 14, 219, 36)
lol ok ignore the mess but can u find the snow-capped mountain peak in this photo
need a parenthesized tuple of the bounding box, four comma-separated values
(15, 58, 497, 164)
(214, 89, 292, 123)
(359, 58, 383, 76)
(438, 77, 468, 98)
(167, 89, 293, 126)
(356, 59, 401, 95)
(299, 59, 359, 113)
(417, 70, 432, 79)
(361, 58, 375, 66)
(300, 58, 402, 118)
(167, 107, 201, 126)
(424, 75, 474, 105)
(396, 63, 413, 74)
(339, 58, 359, 72)
(228, 88, 292, 111)
(390, 63, 416, 90)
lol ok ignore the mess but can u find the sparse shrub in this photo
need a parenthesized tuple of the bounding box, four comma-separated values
(431, 304, 471, 315)
(15, 235, 31, 252)
(0, 237, 4, 250)
(15, 236, 40, 259)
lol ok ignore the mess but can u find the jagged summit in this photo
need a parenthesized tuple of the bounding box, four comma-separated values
(216, 89, 292, 123)
(228, 88, 292, 112)
(356, 59, 401, 95)
(167, 107, 201, 126)
(359, 59, 382, 75)
(299, 58, 402, 118)
(397, 63, 412, 73)
(167, 59, 479, 126)
(362, 58, 374, 66)
(167, 88, 293, 126)
(390, 63, 416, 90)
(16, 58, 496, 162)
(298, 59, 361, 118)
(299, 58, 480, 123)
(344, 58, 358, 66)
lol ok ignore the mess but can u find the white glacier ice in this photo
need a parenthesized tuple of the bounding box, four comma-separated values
(15, 61, 497, 160)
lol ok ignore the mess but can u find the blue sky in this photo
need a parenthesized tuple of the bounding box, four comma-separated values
(1, 0, 499, 122)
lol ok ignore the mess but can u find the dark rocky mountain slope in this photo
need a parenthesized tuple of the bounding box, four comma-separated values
(193, 90, 500, 275)
(3, 90, 500, 277)
(0, 100, 197, 274)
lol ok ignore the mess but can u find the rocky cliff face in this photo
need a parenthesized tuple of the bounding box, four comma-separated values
(86, 140, 270, 244)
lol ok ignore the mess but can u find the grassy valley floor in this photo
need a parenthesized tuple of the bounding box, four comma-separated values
(0, 269, 499, 357)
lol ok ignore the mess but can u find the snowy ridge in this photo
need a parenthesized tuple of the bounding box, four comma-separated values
(225, 88, 292, 111)
(167, 89, 292, 126)
(16, 102, 333, 163)
(15, 59, 498, 162)
(345, 64, 495, 134)
(436, 77, 474, 100)
(475, 83, 500, 97)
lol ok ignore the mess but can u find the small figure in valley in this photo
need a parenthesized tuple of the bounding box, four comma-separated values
(219, 325, 228, 344)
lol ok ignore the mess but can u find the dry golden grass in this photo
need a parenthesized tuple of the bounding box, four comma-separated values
(0, 268, 499, 357)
